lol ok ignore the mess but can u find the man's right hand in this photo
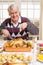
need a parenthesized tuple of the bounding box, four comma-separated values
(2, 29, 10, 37)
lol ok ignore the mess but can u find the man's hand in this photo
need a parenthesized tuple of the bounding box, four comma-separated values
(2, 29, 10, 37)
(19, 23, 27, 32)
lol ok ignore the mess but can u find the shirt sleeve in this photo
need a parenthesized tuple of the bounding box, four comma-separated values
(26, 19, 39, 35)
(0, 21, 6, 33)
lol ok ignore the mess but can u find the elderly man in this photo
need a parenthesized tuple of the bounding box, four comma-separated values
(0, 4, 39, 40)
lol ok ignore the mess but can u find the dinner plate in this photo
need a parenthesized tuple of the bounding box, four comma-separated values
(37, 53, 43, 62)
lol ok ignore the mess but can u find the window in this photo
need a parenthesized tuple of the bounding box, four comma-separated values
(21, 0, 40, 21)
(0, 0, 40, 24)
(0, 1, 15, 24)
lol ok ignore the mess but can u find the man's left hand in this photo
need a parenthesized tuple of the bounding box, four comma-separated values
(19, 23, 27, 32)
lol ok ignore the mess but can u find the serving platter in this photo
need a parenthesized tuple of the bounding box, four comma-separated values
(2, 38, 33, 52)
(4, 47, 32, 52)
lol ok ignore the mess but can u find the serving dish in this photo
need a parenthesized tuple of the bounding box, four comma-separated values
(4, 38, 33, 52)
(0, 62, 28, 65)
(37, 53, 43, 62)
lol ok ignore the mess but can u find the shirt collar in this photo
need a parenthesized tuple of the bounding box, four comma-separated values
(11, 16, 21, 27)
(18, 16, 21, 23)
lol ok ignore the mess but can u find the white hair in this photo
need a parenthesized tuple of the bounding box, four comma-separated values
(8, 3, 20, 14)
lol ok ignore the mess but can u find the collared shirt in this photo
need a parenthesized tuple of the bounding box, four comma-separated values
(11, 16, 21, 27)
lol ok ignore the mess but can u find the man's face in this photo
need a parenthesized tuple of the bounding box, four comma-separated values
(9, 8, 20, 23)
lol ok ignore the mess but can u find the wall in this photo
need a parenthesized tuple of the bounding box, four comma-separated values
(39, 0, 43, 40)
